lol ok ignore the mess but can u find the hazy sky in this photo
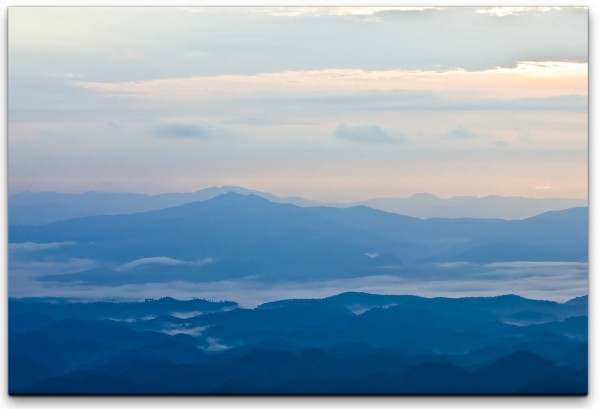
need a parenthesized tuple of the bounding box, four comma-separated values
(8, 7, 588, 201)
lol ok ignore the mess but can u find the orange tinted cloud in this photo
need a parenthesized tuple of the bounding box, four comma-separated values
(74, 62, 587, 103)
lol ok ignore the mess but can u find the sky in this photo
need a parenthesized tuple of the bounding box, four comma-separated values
(7, 6, 588, 201)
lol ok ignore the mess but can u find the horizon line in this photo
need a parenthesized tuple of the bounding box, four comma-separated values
(7, 185, 589, 203)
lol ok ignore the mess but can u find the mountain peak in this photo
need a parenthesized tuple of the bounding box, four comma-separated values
(211, 192, 270, 202)
(565, 295, 588, 305)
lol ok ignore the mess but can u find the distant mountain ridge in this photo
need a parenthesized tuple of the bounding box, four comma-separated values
(9, 192, 588, 285)
(358, 193, 587, 220)
(9, 186, 284, 225)
(9, 186, 587, 225)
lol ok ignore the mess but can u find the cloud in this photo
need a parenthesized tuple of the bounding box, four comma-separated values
(9, 261, 588, 307)
(475, 7, 562, 17)
(534, 183, 553, 190)
(442, 126, 480, 140)
(485, 261, 587, 269)
(73, 67, 587, 117)
(116, 257, 186, 272)
(335, 124, 406, 144)
(259, 92, 587, 114)
(250, 7, 444, 19)
(203, 337, 230, 352)
(495, 140, 510, 148)
(9, 241, 75, 255)
(153, 122, 211, 139)
(163, 326, 209, 337)
(115, 257, 214, 272)
(10, 8, 587, 87)
(74, 63, 588, 104)
(9, 258, 97, 278)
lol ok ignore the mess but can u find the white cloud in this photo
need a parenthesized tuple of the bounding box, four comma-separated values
(9, 241, 75, 255)
(475, 7, 562, 17)
(163, 326, 209, 337)
(335, 124, 406, 144)
(73, 62, 587, 104)
(116, 257, 186, 271)
(8, 260, 588, 307)
(251, 7, 445, 19)
(115, 257, 215, 272)
(202, 337, 230, 352)
(9, 258, 97, 278)
(534, 183, 553, 190)
(486, 261, 587, 269)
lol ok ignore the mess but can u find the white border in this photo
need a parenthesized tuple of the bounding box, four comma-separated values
(0, 1, 595, 408)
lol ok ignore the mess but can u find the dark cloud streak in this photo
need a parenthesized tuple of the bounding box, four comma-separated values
(256, 92, 587, 113)
(442, 126, 480, 140)
(152, 123, 211, 139)
(335, 123, 408, 144)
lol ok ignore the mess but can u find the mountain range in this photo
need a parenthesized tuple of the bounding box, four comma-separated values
(8, 189, 588, 394)
(9, 186, 587, 225)
(9, 192, 588, 286)
(9, 293, 588, 394)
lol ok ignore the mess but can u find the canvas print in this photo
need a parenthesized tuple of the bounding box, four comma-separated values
(7, 7, 588, 395)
